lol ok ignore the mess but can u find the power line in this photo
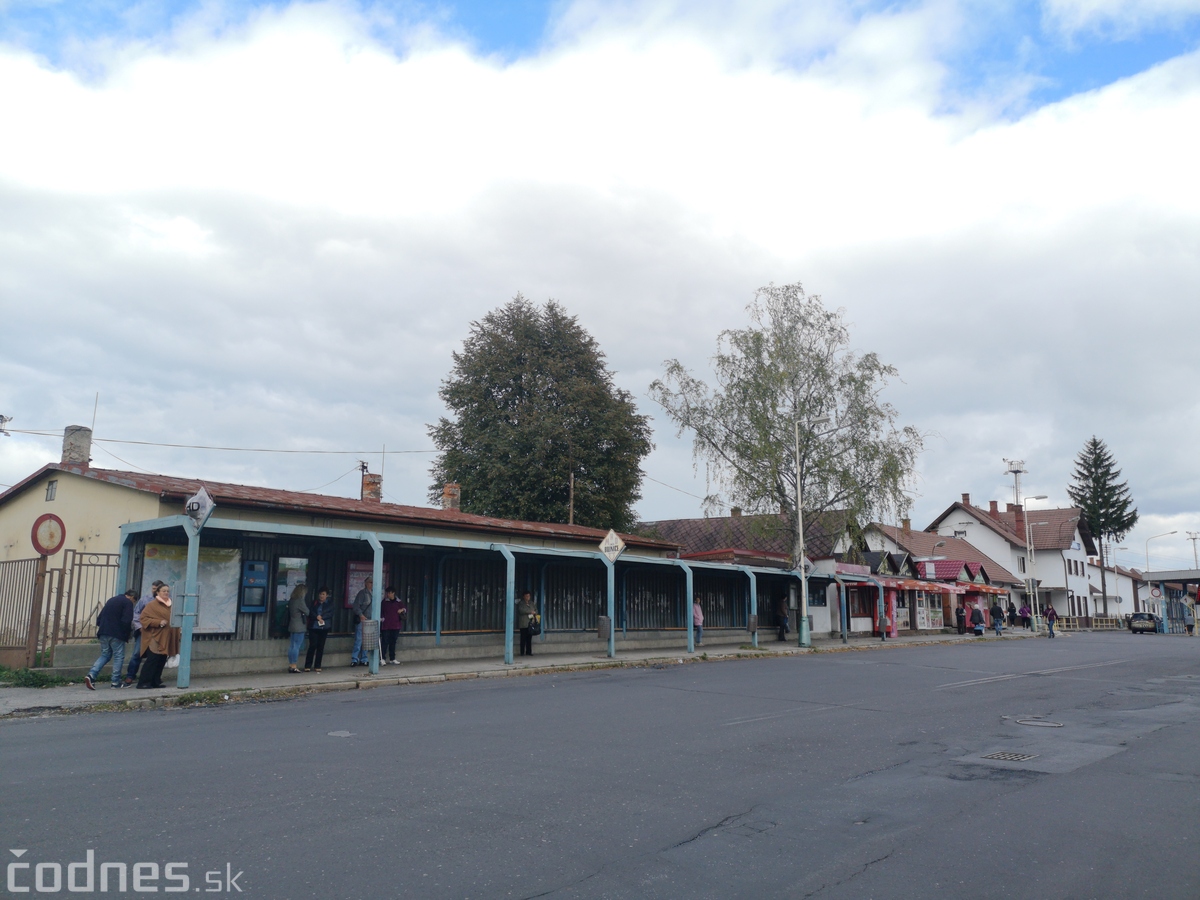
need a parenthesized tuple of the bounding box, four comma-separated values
(643, 475, 716, 504)
(6, 428, 436, 456)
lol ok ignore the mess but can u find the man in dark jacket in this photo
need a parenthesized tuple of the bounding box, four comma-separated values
(990, 601, 1005, 636)
(85, 590, 136, 689)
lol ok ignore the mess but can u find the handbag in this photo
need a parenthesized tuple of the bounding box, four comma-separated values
(164, 654, 180, 669)
(528, 614, 542, 636)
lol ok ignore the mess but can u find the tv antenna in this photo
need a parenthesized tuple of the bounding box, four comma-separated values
(0, 415, 11, 437)
(1002, 459, 1027, 506)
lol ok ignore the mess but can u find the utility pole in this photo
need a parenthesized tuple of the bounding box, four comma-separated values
(568, 472, 575, 526)
(1003, 459, 1027, 506)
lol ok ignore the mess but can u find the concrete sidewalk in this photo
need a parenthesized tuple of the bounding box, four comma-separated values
(0, 629, 1040, 718)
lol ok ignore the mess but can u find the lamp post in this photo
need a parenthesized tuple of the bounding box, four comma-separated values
(1145, 531, 1177, 627)
(1022, 495, 1048, 631)
(795, 416, 831, 649)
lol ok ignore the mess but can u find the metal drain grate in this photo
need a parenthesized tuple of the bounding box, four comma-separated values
(981, 751, 1039, 762)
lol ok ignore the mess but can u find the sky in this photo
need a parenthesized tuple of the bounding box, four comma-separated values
(1, 0, 1199, 573)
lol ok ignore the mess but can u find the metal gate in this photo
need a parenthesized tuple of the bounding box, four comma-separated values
(0, 550, 121, 668)
(0, 557, 44, 668)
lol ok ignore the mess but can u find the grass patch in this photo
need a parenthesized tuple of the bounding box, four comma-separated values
(0, 665, 77, 688)
(174, 690, 232, 707)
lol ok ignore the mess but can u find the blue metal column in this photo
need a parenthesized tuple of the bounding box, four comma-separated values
(367, 534, 383, 675)
(739, 566, 758, 649)
(539, 562, 548, 643)
(177, 520, 201, 690)
(116, 527, 133, 593)
(604, 558, 616, 658)
(498, 546, 516, 665)
(434, 556, 445, 646)
(621, 569, 629, 637)
(678, 562, 694, 653)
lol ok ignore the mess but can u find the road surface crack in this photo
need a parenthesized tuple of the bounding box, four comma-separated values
(802, 849, 895, 898)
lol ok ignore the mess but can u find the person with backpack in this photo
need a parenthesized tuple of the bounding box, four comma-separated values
(990, 600, 1005, 636)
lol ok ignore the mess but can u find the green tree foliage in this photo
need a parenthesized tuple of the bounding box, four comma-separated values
(1066, 436, 1138, 606)
(429, 296, 652, 531)
(649, 282, 923, 563)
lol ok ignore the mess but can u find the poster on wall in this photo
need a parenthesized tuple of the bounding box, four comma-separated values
(345, 561, 390, 609)
(143, 544, 241, 634)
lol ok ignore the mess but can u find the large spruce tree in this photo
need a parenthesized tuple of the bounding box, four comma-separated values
(429, 296, 652, 531)
(1066, 436, 1139, 610)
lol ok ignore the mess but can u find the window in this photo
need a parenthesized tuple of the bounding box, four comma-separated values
(45, 480, 57, 501)
(1018, 557, 1026, 573)
(849, 589, 872, 617)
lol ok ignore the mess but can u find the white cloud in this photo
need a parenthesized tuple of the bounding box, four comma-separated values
(0, 0, 1198, 535)
(1043, 0, 1200, 36)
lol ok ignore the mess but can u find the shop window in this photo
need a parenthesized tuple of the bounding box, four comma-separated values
(45, 479, 57, 501)
(849, 589, 872, 617)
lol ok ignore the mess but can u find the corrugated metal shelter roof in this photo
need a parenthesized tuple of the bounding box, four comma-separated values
(0, 463, 675, 551)
(639, 510, 851, 560)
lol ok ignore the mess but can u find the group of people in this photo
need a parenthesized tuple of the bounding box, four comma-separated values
(284, 576, 410, 672)
(953, 599, 1059, 637)
(85, 581, 180, 690)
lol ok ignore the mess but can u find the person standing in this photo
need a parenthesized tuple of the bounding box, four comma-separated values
(123, 580, 162, 686)
(692, 599, 704, 646)
(380, 587, 403, 665)
(1045, 603, 1059, 638)
(1007, 601, 1017, 628)
(776, 597, 789, 642)
(516, 590, 537, 657)
(350, 576, 373, 667)
(1019, 602, 1032, 631)
(1184, 606, 1195, 636)
(286, 584, 308, 674)
(84, 590, 136, 690)
(304, 587, 332, 672)
(955, 604, 966, 635)
(990, 600, 1005, 636)
(136, 584, 179, 689)
(969, 604, 985, 636)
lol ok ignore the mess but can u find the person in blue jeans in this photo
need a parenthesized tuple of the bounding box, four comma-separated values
(1045, 604, 1058, 638)
(693, 599, 704, 647)
(350, 576, 373, 666)
(285, 584, 309, 673)
(85, 590, 136, 690)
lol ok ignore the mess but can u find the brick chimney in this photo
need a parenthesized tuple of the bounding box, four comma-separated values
(360, 472, 382, 503)
(1010, 504, 1026, 541)
(730, 507, 742, 517)
(901, 517, 911, 533)
(61, 425, 92, 466)
(961, 492, 971, 506)
(988, 500, 999, 519)
(442, 483, 461, 511)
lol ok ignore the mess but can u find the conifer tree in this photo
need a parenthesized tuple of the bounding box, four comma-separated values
(1066, 436, 1139, 610)
(429, 296, 652, 531)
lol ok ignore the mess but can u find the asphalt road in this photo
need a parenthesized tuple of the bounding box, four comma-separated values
(3, 633, 1199, 899)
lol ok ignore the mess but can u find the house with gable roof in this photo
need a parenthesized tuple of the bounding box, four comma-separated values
(924, 493, 1098, 625)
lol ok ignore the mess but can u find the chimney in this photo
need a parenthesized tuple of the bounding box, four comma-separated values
(360, 472, 382, 503)
(961, 492, 971, 506)
(1012, 506, 1026, 542)
(730, 507, 742, 517)
(988, 500, 999, 519)
(442, 483, 461, 511)
(61, 425, 92, 466)
(901, 517, 911, 533)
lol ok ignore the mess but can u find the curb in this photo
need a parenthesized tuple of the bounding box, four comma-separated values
(0, 633, 1039, 719)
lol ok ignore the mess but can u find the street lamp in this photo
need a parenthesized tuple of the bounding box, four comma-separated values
(1145, 531, 1177, 573)
(1023, 495, 1048, 630)
(795, 416, 831, 649)
(1145, 531, 1177, 627)
(1113, 544, 1128, 621)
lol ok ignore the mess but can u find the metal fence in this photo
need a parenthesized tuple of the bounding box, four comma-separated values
(48, 550, 121, 645)
(625, 569, 683, 630)
(441, 558, 506, 632)
(543, 564, 606, 631)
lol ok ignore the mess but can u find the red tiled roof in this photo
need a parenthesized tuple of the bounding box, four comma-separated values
(639, 510, 851, 560)
(925, 501, 1096, 555)
(0, 463, 675, 551)
(868, 524, 1022, 585)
